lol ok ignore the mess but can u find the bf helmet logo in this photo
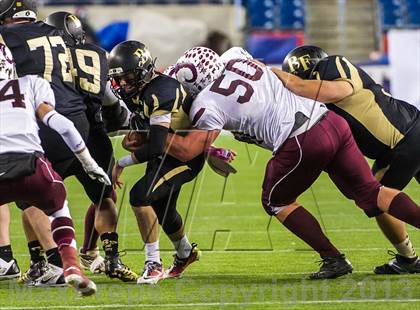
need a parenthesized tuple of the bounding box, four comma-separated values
(286, 54, 312, 74)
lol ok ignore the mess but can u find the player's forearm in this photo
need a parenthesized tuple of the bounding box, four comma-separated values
(165, 133, 197, 162)
(133, 125, 168, 163)
(271, 67, 352, 103)
(41, 109, 86, 153)
(271, 67, 322, 100)
(166, 130, 219, 162)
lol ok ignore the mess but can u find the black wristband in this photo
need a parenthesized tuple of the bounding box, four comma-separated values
(133, 124, 168, 163)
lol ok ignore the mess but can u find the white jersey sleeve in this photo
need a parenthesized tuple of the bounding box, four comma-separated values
(220, 47, 253, 65)
(190, 103, 225, 131)
(29, 75, 55, 109)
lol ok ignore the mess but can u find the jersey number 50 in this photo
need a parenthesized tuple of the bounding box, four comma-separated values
(209, 59, 263, 104)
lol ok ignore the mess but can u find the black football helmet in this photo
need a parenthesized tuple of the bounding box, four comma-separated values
(282, 45, 328, 79)
(45, 12, 85, 46)
(108, 40, 155, 100)
(0, 0, 37, 23)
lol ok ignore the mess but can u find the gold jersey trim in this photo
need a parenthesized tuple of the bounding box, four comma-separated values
(152, 165, 191, 192)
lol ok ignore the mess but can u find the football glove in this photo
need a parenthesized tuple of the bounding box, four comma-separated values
(74, 148, 111, 186)
(83, 163, 111, 186)
(206, 146, 237, 177)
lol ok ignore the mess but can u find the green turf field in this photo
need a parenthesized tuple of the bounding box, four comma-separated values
(1, 135, 419, 309)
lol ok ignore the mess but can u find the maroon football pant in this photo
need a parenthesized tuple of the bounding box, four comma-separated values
(262, 111, 382, 217)
(0, 156, 66, 215)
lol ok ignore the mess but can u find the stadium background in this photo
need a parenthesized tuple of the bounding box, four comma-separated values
(2, 1, 420, 309)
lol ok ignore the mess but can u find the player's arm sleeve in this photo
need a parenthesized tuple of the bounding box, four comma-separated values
(41, 109, 86, 153)
(32, 76, 56, 109)
(190, 105, 225, 131)
(133, 124, 168, 163)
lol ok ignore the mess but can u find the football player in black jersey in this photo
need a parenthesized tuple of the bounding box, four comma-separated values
(276, 45, 420, 274)
(0, 0, 72, 286)
(108, 41, 205, 284)
(45, 11, 136, 282)
(0, 1, 136, 285)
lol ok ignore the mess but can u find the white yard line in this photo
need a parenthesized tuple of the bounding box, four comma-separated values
(1, 299, 420, 309)
(11, 246, 402, 257)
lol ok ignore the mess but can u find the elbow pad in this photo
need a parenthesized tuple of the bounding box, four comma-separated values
(133, 125, 168, 163)
(42, 110, 86, 153)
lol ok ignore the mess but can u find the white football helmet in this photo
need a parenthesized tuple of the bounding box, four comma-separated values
(0, 44, 15, 80)
(163, 64, 176, 78)
(173, 47, 224, 97)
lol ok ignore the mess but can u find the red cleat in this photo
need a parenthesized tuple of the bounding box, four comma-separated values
(64, 266, 97, 297)
(165, 243, 201, 279)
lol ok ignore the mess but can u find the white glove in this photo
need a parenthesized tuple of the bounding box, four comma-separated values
(74, 148, 111, 186)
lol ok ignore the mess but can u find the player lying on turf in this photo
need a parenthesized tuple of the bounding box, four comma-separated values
(276, 45, 420, 275)
(162, 46, 420, 279)
(0, 44, 107, 296)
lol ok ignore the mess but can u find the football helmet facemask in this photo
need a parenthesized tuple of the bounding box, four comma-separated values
(0, 0, 37, 23)
(45, 11, 85, 46)
(282, 45, 328, 79)
(108, 40, 155, 101)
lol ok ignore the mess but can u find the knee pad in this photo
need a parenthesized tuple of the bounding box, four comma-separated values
(160, 210, 183, 235)
(129, 181, 151, 207)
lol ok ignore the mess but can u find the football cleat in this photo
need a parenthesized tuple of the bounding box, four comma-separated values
(104, 254, 137, 282)
(374, 251, 420, 274)
(64, 267, 97, 297)
(17, 260, 46, 285)
(137, 261, 164, 285)
(79, 248, 105, 274)
(31, 263, 66, 287)
(310, 254, 353, 280)
(165, 243, 201, 279)
(0, 258, 20, 280)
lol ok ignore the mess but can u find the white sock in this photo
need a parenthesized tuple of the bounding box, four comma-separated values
(172, 235, 192, 259)
(394, 236, 417, 259)
(145, 241, 160, 263)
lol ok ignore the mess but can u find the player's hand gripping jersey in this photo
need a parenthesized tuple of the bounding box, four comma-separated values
(190, 59, 328, 152)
